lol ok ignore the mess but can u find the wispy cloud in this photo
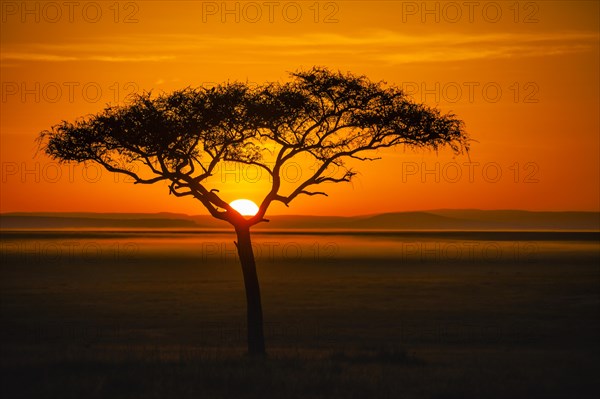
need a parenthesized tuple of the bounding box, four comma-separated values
(0, 53, 80, 62)
(2, 31, 597, 66)
(0, 52, 174, 63)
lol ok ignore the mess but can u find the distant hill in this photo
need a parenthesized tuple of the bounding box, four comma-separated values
(0, 215, 197, 229)
(428, 210, 600, 230)
(1, 210, 598, 231)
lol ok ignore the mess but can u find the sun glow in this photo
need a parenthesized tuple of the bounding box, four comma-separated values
(229, 199, 259, 216)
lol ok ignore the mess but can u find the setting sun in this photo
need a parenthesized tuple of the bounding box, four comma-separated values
(229, 199, 259, 216)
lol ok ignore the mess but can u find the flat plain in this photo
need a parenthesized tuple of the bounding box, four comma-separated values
(1, 230, 598, 398)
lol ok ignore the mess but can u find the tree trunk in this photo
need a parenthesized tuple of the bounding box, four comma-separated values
(234, 224, 266, 356)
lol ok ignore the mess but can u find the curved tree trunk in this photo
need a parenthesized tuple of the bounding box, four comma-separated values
(234, 224, 266, 356)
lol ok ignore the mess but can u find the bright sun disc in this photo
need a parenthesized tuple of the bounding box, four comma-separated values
(229, 199, 259, 216)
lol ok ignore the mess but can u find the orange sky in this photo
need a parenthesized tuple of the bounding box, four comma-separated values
(1, 0, 599, 215)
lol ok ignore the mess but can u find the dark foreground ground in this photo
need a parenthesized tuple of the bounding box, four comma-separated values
(1, 231, 599, 398)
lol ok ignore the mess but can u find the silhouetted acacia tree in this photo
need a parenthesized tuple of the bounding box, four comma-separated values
(39, 67, 468, 356)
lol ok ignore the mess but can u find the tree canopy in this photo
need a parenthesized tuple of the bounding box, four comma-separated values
(40, 67, 468, 227)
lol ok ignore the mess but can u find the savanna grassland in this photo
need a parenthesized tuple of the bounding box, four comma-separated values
(1, 230, 599, 398)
